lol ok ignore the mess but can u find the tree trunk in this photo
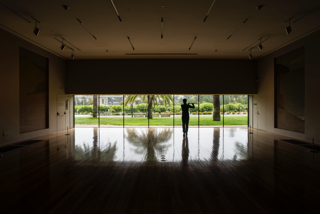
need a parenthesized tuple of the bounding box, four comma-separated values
(93, 95, 97, 118)
(148, 95, 154, 119)
(213, 95, 220, 121)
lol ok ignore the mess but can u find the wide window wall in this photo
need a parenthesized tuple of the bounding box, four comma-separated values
(74, 95, 248, 128)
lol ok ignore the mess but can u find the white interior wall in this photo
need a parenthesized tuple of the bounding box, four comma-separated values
(0, 28, 68, 146)
(255, 29, 320, 144)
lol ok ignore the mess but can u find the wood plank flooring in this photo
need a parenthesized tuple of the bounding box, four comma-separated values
(1, 128, 320, 213)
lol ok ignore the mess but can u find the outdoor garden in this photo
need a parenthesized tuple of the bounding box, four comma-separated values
(74, 95, 248, 126)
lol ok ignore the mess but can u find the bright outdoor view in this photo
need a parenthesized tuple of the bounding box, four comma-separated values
(74, 95, 248, 127)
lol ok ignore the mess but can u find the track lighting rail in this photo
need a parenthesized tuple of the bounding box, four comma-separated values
(227, 18, 248, 40)
(76, 18, 97, 40)
(242, 37, 263, 51)
(294, 5, 320, 23)
(248, 37, 270, 51)
(61, 37, 81, 51)
(54, 37, 74, 51)
(0, 3, 31, 23)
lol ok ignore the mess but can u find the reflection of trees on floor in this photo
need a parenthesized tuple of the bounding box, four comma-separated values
(211, 129, 220, 161)
(126, 128, 173, 162)
(234, 142, 247, 160)
(75, 142, 117, 162)
(75, 129, 117, 162)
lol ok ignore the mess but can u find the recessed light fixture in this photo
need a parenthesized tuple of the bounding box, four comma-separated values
(256, 5, 263, 10)
(111, 0, 122, 22)
(127, 36, 135, 50)
(161, 17, 163, 39)
(63, 5, 69, 10)
(203, 0, 216, 22)
(188, 36, 197, 50)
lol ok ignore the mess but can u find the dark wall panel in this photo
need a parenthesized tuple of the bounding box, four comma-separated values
(19, 48, 48, 133)
(66, 59, 257, 94)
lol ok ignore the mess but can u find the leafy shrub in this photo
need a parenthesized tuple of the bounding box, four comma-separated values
(137, 104, 148, 112)
(84, 111, 87, 114)
(98, 105, 111, 112)
(111, 105, 123, 112)
(207, 111, 212, 114)
(115, 113, 120, 115)
(199, 112, 203, 115)
(192, 112, 197, 115)
(227, 112, 230, 114)
(243, 112, 247, 114)
(232, 112, 235, 114)
(200, 103, 213, 112)
(127, 113, 132, 115)
(121, 113, 126, 115)
(237, 112, 240, 114)
(143, 113, 146, 115)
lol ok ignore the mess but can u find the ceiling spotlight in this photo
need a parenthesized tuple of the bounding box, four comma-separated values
(285, 17, 293, 35)
(33, 27, 40, 36)
(31, 17, 40, 36)
(285, 26, 292, 35)
(60, 38, 66, 50)
(248, 50, 252, 60)
(258, 38, 263, 51)
(71, 50, 75, 60)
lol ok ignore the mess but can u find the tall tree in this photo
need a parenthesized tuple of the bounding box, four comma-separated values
(213, 95, 220, 121)
(93, 95, 97, 118)
(124, 95, 173, 119)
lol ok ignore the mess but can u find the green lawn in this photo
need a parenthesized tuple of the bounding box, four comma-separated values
(75, 116, 248, 126)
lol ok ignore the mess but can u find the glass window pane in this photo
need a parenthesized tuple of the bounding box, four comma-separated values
(223, 95, 248, 127)
(124, 95, 148, 127)
(74, 95, 99, 128)
(149, 95, 174, 127)
(99, 95, 124, 127)
(199, 95, 223, 127)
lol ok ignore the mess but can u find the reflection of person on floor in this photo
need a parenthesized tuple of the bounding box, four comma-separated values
(182, 135, 189, 166)
(181, 99, 195, 135)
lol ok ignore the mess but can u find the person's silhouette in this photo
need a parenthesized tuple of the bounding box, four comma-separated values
(181, 99, 195, 135)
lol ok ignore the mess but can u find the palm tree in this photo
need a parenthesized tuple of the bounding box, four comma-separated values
(93, 95, 97, 117)
(124, 95, 173, 119)
(213, 95, 220, 121)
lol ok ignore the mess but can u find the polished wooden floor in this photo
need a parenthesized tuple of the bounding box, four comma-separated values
(1, 128, 320, 213)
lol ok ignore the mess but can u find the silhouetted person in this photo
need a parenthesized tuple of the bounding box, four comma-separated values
(181, 99, 195, 135)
